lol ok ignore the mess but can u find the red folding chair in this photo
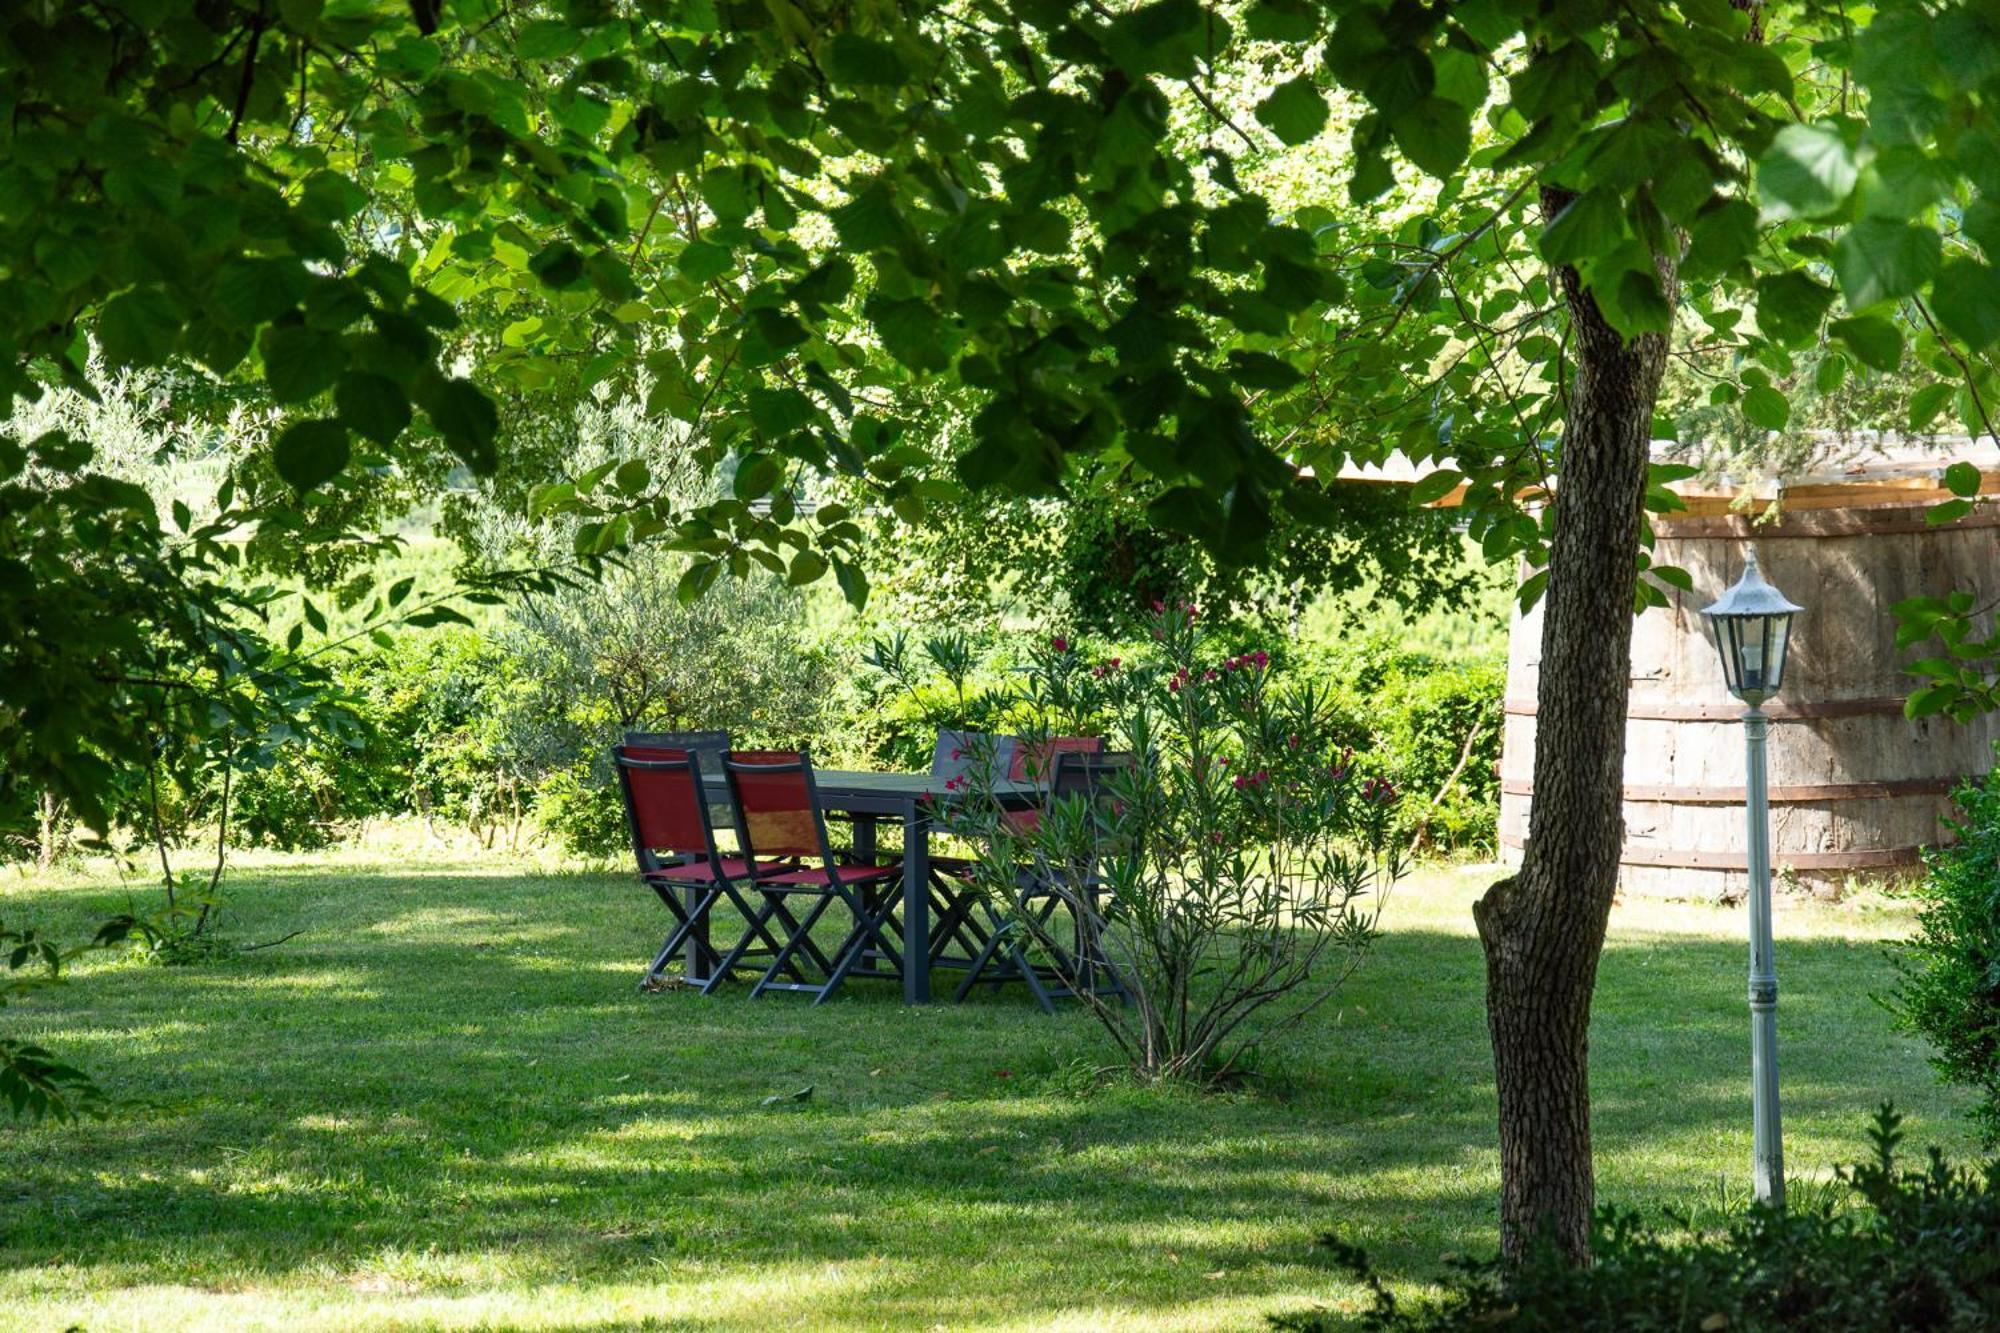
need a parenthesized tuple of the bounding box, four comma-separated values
(955, 749, 1133, 1012)
(714, 750, 906, 1004)
(1002, 734, 1107, 834)
(612, 745, 793, 995)
(927, 734, 1104, 986)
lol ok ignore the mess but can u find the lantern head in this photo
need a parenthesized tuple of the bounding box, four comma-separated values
(1702, 551, 1802, 706)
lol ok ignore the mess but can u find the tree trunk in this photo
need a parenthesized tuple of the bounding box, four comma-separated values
(1473, 186, 1675, 1263)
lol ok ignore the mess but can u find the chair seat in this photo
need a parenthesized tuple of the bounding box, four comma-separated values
(756, 862, 901, 888)
(645, 856, 757, 882)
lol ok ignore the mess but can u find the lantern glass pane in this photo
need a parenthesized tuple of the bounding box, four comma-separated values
(1738, 616, 1768, 692)
(1766, 612, 1793, 693)
(1716, 618, 1743, 693)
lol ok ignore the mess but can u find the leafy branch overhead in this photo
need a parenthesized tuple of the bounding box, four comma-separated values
(8, 1, 2000, 603)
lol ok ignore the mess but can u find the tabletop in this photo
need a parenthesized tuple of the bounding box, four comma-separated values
(700, 768, 1036, 813)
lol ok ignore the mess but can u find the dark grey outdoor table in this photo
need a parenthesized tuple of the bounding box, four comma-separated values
(701, 769, 1035, 1003)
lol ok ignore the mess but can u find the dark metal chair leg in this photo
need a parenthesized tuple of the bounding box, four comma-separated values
(751, 894, 835, 999)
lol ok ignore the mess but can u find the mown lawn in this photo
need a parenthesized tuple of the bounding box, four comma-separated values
(0, 850, 1972, 1331)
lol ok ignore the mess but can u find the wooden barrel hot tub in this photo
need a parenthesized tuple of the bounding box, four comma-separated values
(1499, 475, 2000, 900)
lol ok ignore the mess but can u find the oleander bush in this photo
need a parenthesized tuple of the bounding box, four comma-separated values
(875, 605, 1406, 1084)
(1273, 1105, 2000, 1332)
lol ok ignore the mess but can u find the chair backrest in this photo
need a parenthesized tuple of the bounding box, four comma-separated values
(625, 729, 735, 829)
(723, 749, 832, 862)
(612, 745, 721, 865)
(1008, 734, 1104, 786)
(624, 729, 730, 772)
(1050, 749, 1132, 802)
(930, 730, 1016, 786)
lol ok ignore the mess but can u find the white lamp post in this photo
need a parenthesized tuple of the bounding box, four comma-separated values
(1701, 549, 1801, 1209)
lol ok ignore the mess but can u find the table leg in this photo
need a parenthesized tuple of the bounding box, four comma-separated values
(902, 799, 931, 1004)
(853, 816, 878, 863)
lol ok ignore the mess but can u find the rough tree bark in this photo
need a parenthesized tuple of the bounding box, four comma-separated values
(1471, 186, 1676, 1263)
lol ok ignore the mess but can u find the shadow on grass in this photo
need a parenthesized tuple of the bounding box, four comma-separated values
(0, 861, 1971, 1329)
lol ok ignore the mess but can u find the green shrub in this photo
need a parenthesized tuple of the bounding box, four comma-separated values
(1274, 1105, 2000, 1332)
(1291, 635, 1503, 856)
(535, 763, 626, 859)
(1890, 763, 2000, 1146)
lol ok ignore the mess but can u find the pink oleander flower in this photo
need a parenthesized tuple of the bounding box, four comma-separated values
(1251, 649, 1268, 669)
(1109, 657, 1121, 669)
(1287, 733, 1300, 749)
(1232, 774, 1247, 789)
(1051, 635, 1069, 652)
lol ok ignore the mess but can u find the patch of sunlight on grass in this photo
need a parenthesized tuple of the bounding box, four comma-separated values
(0, 851, 1976, 1331)
(364, 905, 509, 936)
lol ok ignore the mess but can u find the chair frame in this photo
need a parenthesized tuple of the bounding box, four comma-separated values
(954, 749, 1133, 1012)
(612, 745, 793, 994)
(714, 749, 907, 1005)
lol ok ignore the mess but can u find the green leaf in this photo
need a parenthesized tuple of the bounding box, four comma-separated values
(1602, 268, 1671, 336)
(1828, 314, 1905, 371)
(866, 296, 951, 371)
(1683, 199, 1759, 280)
(1408, 469, 1462, 505)
(749, 387, 814, 437)
(1929, 260, 2000, 351)
(1652, 564, 1695, 593)
(1909, 381, 1956, 431)
(529, 242, 587, 289)
(272, 419, 351, 493)
(1757, 123, 1860, 221)
(1755, 272, 1835, 345)
(1831, 218, 1940, 308)
(415, 377, 499, 473)
(676, 559, 722, 605)
(1538, 191, 1623, 266)
(1928, 497, 1976, 526)
(678, 240, 733, 283)
(1244, 0, 1319, 42)
(787, 550, 829, 587)
(1392, 97, 1471, 178)
(825, 33, 908, 85)
(1905, 682, 1959, 718)
(97, 288, 182, 369)
(334, 372, 411, 445)
(260, 326, 343, 404)
(214, 259, 305, 329)
(1741, 385, 1791, 430)
(1944, 461, 1983, 498)
(832, 182, 906, 251)
(1224, 351, 1303, 391)
(832, 557, 869, 608)
(1255, 78, 1329, 146)
(733, 453, 781, 499)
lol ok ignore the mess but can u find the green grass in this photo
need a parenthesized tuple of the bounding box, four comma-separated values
(0, 851, 1973, 1331)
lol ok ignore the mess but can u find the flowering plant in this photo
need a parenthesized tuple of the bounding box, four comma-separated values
(873, 605, 1403, 1084)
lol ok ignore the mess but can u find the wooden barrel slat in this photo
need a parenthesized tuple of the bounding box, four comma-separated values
(1498, 832, 1921, 872)
(1500, 501, 2000, 897)
(1502, 777, 1968, 803)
